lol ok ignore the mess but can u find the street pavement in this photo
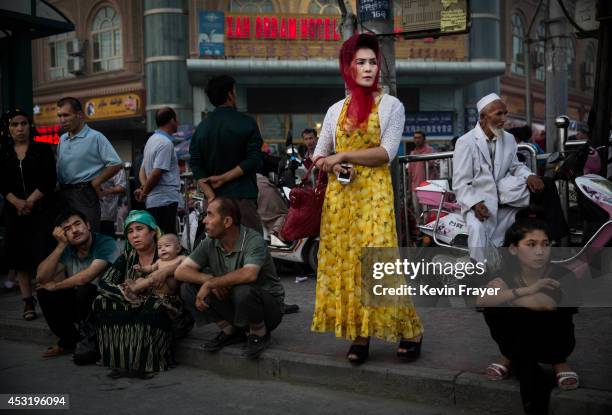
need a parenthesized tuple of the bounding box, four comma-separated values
(0, 338, 484, 415)
(0, 270, 611, 414)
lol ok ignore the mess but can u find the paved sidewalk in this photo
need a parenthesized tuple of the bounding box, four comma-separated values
(1, 277, 611, 414)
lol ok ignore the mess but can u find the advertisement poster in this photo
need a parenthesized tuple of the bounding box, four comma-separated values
(199, 11, 225, 56)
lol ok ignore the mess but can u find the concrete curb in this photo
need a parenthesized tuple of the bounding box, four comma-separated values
(1, 319, 611, 415)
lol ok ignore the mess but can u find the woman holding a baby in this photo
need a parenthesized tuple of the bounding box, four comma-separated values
(93, 210, 193, 379)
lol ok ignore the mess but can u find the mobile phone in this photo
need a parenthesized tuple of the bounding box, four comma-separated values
(337, 163, 352, 184)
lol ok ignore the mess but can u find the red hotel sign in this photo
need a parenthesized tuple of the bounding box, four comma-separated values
(226, 14, 341, 41)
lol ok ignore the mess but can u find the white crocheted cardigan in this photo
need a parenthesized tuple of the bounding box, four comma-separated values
(313, 93, 406, 162)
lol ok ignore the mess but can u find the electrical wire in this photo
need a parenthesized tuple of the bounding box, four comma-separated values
(556, 0, 595, 36)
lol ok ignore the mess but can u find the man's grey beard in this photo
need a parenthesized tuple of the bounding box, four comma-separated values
(490, 125, 504, 138)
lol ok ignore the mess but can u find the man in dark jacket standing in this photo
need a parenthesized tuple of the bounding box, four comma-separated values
(189, 75, 263, 233)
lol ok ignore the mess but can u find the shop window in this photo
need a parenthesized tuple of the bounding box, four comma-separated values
(48, 31, 75, 80)
(291, 114, 325, 140)
(566, 37, 576, 89)
(259, 114, 286, 141)
(91, 6, 122, 73)
(511, 13, 525, 75)
(535, 22, 546, 81)
(230, 0, 274, 13)
(582, 43, 595, 91)
(308, 0, 341, 15)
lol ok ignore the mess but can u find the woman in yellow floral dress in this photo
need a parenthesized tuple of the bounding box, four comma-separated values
(311, 33, 423, 364)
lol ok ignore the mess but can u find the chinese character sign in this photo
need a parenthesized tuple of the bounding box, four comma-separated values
(359, 0, 391, 21)
(404, 111, 454, 137)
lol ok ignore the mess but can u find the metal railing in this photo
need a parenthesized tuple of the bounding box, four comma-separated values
(396, 117, 610, 248)
(397, 143, 538, 245)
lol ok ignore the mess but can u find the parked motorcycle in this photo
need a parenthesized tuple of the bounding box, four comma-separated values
(260, 147, 320, 272)
(415, 145, 612, 278)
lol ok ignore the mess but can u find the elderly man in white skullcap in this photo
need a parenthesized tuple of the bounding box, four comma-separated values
(452, 93, 545, 263)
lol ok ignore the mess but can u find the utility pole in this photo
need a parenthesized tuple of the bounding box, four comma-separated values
(545, 0, 569, 153)
(336, 0, 357, 40)
(356, 0, 403, 243)
(357, 0, 397, 96)
(590, 0, 612, 176)
(524, 0, 545, 128)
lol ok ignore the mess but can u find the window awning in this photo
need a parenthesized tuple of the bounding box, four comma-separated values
(187, 59, 506, 86)
(0, 0, 74, 40)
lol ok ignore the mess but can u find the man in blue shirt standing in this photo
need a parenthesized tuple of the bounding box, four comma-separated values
(56, 97, 122, 231)
(134, 107, 182, 234)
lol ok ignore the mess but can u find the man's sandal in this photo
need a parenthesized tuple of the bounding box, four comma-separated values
(42, 345, 72, 358)
(347, 342, 370, 365)
(556, 371, 579, 390)
(486, 363, 511, 380)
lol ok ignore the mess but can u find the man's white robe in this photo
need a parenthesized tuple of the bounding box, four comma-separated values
(452, 123, 533, 262)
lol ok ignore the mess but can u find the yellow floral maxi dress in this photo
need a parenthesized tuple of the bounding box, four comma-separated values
(311, 98, 424, 342)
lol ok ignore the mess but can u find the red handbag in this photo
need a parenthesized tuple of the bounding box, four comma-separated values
(280, 158, 326, 241)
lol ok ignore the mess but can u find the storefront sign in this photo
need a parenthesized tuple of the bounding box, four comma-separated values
(396, 35, 466, 60)
(33, 103, 60, 126)
(404, 111, 454, 137)
(218, 11, 342, 59)
(401, 0, 468, 35)
(84, 93, 141, 121)
(225, 13, 341, 41)
(199, 11, 225, 56)
(200, 10, 466, 60)
(35, 124, 61, 145)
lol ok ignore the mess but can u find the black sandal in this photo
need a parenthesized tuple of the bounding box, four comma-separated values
(397, 337, 423, 362)
(23, 297, 37, 321)
(347, 341, 370, 365)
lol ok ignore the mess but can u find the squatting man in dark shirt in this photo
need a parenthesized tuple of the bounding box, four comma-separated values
(176, 197, 285, 359)
(36, 209, 117, 364)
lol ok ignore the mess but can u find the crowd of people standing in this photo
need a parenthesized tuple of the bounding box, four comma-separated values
(0, 32, 581, 413)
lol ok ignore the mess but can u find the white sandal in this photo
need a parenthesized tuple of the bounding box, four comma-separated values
(486, 362, 510, 380)
(556, 371, 579, 390)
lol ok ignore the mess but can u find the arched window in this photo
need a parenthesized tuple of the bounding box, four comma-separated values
(91, 6, 122, 73)
(582, 43, 595, 91)
(308, 0, 341, 15)
(511, 13, 525, 75)
(535, 22, 546, 81)
(566, 37, 576, 89)
(230, 0, 274, 13)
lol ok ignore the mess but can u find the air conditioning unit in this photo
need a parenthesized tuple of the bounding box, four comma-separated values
(67, 56, 85, 74)
(66, 38, 83, 56)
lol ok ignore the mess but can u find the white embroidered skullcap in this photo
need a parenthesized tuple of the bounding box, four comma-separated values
(476, 93, 502, 113)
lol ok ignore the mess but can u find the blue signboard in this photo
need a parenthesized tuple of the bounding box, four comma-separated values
(199, 11, 225, 57)
(404, 111, 454, 137)
(464, 107, 479, 132)
(358, 0, 391, 21)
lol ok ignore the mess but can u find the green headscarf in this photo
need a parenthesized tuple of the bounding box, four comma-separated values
(123, 210, 163, 253)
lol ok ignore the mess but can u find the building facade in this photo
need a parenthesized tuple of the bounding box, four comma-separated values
(500, 0, 596, 133)
(31, 0, 146, 161)
(29, 0, 596, 160)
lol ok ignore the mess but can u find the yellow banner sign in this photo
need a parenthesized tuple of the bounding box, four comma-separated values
(33, 103, 60, 126)
(84, 93, 141, 121)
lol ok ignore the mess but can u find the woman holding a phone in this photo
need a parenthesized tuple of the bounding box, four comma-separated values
(311, 33, 423, 365)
